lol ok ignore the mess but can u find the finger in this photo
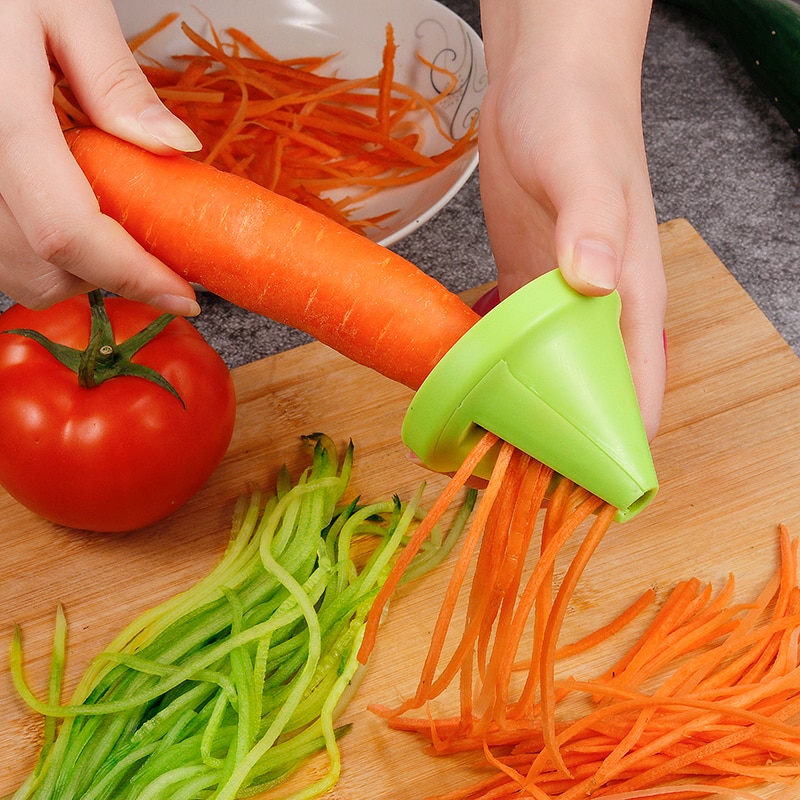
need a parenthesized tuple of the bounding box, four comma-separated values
(0, 196, 94, 309)
(615, 207, 668, 441)
(44, 1, 200, 154)
(557, 176, 667, 438)
(0, 4, 199, 315)
(0, 114, 200, 315)
(41, 204, 202, 316)
(539, 129, 667, 436)
(622, 309, 667, 443)
(551, 162, 628, 297)
(555, 208, 624, 295)
(0, 176, 199, 316)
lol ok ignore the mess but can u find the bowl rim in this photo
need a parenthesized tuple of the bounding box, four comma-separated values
(112, 0, 486, 247)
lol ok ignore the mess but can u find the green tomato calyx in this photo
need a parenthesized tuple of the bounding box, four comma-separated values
(3, 290, 186, 407)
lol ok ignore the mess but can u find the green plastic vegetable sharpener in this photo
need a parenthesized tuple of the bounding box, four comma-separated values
(401, 270, 658, 522)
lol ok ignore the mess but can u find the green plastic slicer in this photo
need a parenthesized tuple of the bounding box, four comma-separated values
(401, 270, 658, 522)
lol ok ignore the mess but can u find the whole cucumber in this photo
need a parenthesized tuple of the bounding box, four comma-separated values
(664, 0, 800, 135)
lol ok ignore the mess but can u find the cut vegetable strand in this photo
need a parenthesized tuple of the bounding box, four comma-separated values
(538, 502, 615, 781)
(11, 436, 473, 800)
(358, 431, 499, 664)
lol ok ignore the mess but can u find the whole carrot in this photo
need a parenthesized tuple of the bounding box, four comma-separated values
(65, 126, 479, 389)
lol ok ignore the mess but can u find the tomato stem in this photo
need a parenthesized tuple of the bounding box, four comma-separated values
(2, 290, 186, 407)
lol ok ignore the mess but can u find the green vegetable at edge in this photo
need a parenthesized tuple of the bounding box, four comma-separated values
(9, 435, 475, 800)
(664, 0, 800, 135)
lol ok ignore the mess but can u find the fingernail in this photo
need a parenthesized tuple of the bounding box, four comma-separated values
(152, 294, 201, 317)
(573, 239, 620, 291)
(472, 285, 500, 316)
(138, 105, 202, 152)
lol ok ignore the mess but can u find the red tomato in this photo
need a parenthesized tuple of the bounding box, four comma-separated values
(0, 294, 236, 532)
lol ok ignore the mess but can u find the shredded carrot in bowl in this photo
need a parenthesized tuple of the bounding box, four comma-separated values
(53, 14, 478, 235)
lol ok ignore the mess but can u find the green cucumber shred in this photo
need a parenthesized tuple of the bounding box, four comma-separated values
(10, 434, 475, 800)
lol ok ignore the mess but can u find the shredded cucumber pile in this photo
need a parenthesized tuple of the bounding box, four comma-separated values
(11, 434, 475, 800)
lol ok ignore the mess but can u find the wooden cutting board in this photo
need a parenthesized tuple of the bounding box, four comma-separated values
(2, 218, 800, 799)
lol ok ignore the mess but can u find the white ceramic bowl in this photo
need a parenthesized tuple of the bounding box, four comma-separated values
(112, 0, 486, 246)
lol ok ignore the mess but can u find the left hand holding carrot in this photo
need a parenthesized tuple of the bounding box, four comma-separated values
(0, 0, 201, 316)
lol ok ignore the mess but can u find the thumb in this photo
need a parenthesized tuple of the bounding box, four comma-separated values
(47, 2, 200, 154)
(553, 181, 627, 296)
(549, 178, 668, 440)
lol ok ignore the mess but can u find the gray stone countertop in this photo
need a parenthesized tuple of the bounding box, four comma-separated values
(1, 0, 797, 367)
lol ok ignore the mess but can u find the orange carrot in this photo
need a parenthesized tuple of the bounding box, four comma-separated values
(537, 502, 617, 779)
(377, 440, 516, 719)
(65, 126, 479, 389)
(350, 419, 800, 800)
(377, 23, 396, 136)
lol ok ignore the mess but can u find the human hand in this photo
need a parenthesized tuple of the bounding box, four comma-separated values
(0, 0, 202, 315)
(478, 0, 667, 440)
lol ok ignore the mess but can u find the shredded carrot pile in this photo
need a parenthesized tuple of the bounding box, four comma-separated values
(359, 432, 800, 800)
(53, 14, 478, 234)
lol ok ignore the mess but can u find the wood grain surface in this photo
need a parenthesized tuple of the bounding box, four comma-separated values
(2, 218, 798, 799)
